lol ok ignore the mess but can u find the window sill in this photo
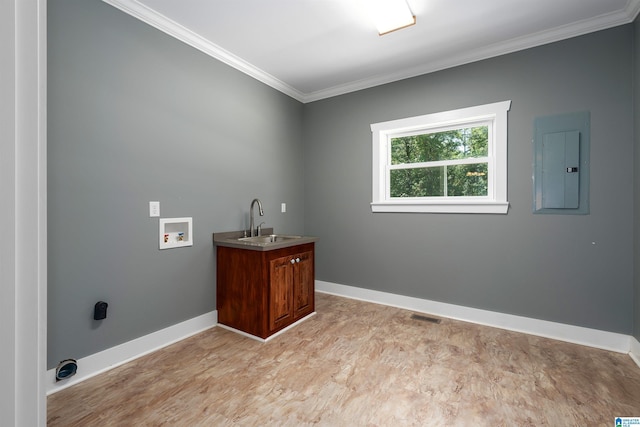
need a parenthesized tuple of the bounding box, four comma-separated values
(371, 200, 509, 214)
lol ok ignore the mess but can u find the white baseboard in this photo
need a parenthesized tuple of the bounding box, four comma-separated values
(316, 280, 633, 355)
(47, 310, 217, 395)
(630, 337, 640, 369)
(217, 312, 317, 343)
(46, 284, 640, 395)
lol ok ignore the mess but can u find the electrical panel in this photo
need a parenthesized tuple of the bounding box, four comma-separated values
(533, 111, 590, 214)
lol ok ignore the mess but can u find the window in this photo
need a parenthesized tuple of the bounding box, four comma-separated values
(371, 101, 511, 213)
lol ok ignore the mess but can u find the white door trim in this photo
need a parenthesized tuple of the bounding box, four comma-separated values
(1, 0, 47, 425)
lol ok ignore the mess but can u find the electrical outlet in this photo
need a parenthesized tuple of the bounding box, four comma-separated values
(149, 201, 160, 217)
(281, 203, 286, 213)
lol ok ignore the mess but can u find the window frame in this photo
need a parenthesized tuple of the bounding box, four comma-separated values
(371, 100, 511, 214)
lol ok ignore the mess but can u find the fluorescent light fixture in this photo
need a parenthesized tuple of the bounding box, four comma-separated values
(370, 0, 416, 35)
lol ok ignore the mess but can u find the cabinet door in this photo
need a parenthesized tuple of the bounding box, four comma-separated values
(293, 251, 314, 319)
(269, 255, 294, 331)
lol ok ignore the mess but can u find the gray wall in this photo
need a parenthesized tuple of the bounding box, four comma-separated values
(49, 0, 638, 369)
(303, 26, 635, 334)
(48, 0, 304, 368)
(634, 14, 640, 342)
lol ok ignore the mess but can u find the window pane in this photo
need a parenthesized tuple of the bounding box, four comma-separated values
(446, 163, 488, 196)
(390, 167, 444, 197)
(391, 163, 488, 197)
(391, 126, 488, 165)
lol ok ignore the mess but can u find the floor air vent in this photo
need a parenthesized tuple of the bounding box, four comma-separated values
(410, 313, 441, 324)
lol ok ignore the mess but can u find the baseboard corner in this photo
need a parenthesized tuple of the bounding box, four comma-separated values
(630, 336, 640, 369)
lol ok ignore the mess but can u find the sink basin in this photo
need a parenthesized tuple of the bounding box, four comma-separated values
(238, 234, 303, 244)
(213, 229, 317, 251)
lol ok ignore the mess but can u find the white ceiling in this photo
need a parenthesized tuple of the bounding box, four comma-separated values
(103, 0, 640, 102)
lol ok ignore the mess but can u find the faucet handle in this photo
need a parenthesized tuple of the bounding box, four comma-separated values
(256, 222, 266, 236)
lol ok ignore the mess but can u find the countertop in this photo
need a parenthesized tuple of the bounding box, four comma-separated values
(213, 228, 318, 251)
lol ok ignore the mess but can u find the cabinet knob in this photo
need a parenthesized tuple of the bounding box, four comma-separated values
(296, 258, 301, 263)
(290, 259, 295, 264)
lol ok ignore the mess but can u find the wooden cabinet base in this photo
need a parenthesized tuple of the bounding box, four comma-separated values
(216, 243, 315, 339)
(217, 312, 316, 342)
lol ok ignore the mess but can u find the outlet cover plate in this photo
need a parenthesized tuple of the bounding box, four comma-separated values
(149, 201, 160, 217)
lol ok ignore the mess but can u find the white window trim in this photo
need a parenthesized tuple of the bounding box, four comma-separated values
(371, 100, 511, 214)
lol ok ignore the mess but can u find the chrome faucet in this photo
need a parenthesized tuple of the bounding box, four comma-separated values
(249, 198, 264, 237)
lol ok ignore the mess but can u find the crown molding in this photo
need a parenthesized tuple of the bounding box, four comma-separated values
(303, 0, 640, 102)
(101, 0, 306, 102)
(103, 0, 640, 104)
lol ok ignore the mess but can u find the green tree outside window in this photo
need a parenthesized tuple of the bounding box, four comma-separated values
(390, 126, 489, 197)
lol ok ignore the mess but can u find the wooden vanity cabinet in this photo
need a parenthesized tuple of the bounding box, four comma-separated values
(216, 242, 315, 339)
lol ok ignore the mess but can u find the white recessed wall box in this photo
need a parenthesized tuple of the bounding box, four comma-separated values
(159, 217, 193, 249)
